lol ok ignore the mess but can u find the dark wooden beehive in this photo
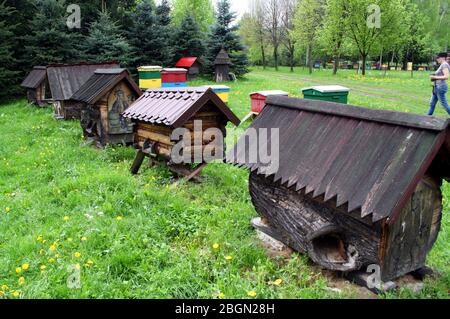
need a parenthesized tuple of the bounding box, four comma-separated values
(46, 62, 120, 120)
(122, 87, 240, 177)
(227, 96, 450, 281)
(21, 66, 50, 107)
(70, 69, 142, 146)
(214, 49, 232, 83)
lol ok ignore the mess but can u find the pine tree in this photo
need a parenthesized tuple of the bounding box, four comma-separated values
(155, 0, 174, 66)
(172, 14, 206, 63)
(205, 0, 249, 77)
(82, 10, 133, 66)
(0, 1, 18, 99)
(127, 0, 172, 67)
(23, 0, 82, 66)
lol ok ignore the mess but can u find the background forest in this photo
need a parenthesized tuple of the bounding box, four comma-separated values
(0, 0, 449, 100)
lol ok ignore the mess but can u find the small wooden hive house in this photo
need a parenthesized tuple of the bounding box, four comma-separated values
(20, 66, 50, 107)
(175, 57, 202, 80)
(214, 49, 232, 83)
(122, 87, 240, 179)
(70, 69, 142, 146)
(227, 96, 450, 282)
(47, 62, 119, 120)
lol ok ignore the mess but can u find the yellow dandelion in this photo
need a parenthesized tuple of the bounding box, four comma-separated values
(1, 284, 9, 291)
(12, 290, 20, 298)
(40, 265, 46, 271)
(36, 235, 43, 242)
(49, 243, 57, 251)
(218, 292, 225, 299)
(63, 216, 70, 221)
(48, 258, 56, 263)
(225, 255, 233, 261)
(15, 267, 22, 274)
(5, 207, 11, 213)
(247, 291, 257, 298)
(74, 252, 81, 258)
(273, 279, 282, 286)
(116, 216, 123, 221)
(18, 277, 25, 285)
(21, 263, 29, 271)
(81, 236, 87, 241)
(86, 259, 94, 266)
(212, 243, 220, 250)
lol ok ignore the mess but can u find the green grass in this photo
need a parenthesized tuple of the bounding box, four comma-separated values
(0, 68, 448, 299)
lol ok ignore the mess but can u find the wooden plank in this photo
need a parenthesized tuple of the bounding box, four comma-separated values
(130, 150, 147, 175)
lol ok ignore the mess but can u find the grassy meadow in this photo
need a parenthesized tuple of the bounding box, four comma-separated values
(0, 67, 448, 299)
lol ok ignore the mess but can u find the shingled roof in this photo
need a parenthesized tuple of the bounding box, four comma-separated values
(227, 96, 450, 224)
(122, 87, 240, 128)
(21, 66, 47, 89)
(47, 62, 119, 101)
(214, 49, 232, 65)
(70, 69, 141, 104)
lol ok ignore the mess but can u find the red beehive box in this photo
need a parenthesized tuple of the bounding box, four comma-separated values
(160, 68, 188, 83)
(250, 90, 289, 113)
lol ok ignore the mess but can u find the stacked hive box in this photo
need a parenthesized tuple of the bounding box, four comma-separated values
(161, 68, 188, 88)
(138, 66, 162, 89)
(250, 90, 289, 114)
(202, 85, 230, 103)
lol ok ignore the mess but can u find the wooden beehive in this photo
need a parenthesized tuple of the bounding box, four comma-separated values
(46, 62, 120, 120)
(122, 87, 240, 179)
(227, 96, 450, 282)
(175, 57, 202, 80)
(70, 69, 142, 146)
(20, 66, 50, 107)
(214, 49, 232, 83)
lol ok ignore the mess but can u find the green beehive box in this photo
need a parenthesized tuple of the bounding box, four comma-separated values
(302, 85, 350, 104)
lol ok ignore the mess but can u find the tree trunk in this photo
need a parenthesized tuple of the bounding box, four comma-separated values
(361, 54, 367, 76)
(307, 45, 313, 74)
(274, 45, 279, 71)
(290, 45, 295, 72)
(260, 36, 266, 70)
(333, 51, 339, 75)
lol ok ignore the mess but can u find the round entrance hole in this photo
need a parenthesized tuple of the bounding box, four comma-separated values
(311, 233, 348, 264)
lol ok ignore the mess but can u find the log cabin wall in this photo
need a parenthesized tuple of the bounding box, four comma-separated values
(135, 102, 227, 162)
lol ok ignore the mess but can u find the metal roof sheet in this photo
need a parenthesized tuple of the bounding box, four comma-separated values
(227, 96, 450, 224)
(175, 57, 199, 68)
(122, 87, 240, 128)
(47, 62, 119, 101)
(70, 69, 141, 104)
(21, 66, 47, 89)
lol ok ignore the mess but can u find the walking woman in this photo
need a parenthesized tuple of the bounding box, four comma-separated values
(428, 52, 450, 116)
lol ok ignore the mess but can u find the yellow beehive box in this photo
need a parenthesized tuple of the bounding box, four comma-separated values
(138, 66, 162, 89)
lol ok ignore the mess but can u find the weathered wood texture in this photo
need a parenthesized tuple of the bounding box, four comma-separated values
(380, 176, 442, 281)
(80, 81, 136, 146)
(249, 172, 442, 281)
